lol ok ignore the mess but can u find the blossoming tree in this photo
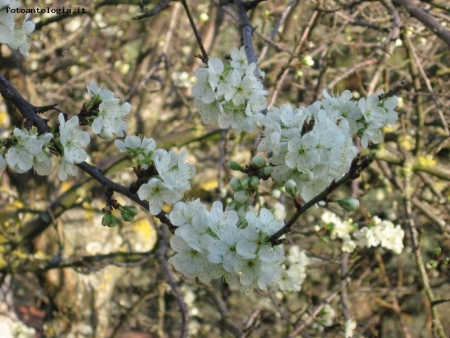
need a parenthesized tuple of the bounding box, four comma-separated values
(0, 0, 449, 337)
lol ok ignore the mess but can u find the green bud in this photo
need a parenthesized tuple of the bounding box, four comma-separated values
(250, 176, 260, 189)
(426, 260, 438, 270)
(230, 177, 242, 191)
(336, 197, 360, 211)
(261, 165, 274, 176)
(234, 190, 249, 204)
(102, 213, 118, 227)
(228, 200, 237, 210)
(120, 206, 138, 222)
(229, 161, 243, 171)
(433, 247, 442, 256)
(237, 204, 249, 219)
(251, 155, 266, 168)
(285, 180, 298, 198)
(241, 176, 250, 190)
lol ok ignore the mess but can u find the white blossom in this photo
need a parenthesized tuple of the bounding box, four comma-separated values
(191, 68, 216, 104)
(170, 199, 206, 227)
(6, 128, 49, 172)
(92, 100, 130, 137)
(345, 318, 357, 338)
(7, 14, 35, 56)
(137, 177, 183, 215)
(114, 135, 156, 168)
(87, 80, 117, 102)
(58, 157, 79, 181)
(58, 113, 90, 164)
(230, 46, 248, 71)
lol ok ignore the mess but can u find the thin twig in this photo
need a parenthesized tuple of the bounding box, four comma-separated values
(288, 288, 339, 337)
(393, 0, 450, 47)
(403, 158, 446, 337)
(181, 0, 209, 64)
(268, 3, 321, 107)
(157, 226, 189, 338)
(258, 0, 298, 62)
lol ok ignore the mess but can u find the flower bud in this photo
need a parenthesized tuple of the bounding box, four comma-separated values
(285, 180, 298, 198)
(234, 190, 249, 204)
(230, 177, 242, 191)
(271, 189, 281, 199)
(301, 55, 314, 67)
(120, 205, 138, 222)
(237, 204, 248, 219)
(228, 161, 242, 171)
(336, 197, 360, 211)
(261, 165, 274, 176)
(250, 176, 260, 188)
(251, 155, 266, 168)
(98, 128, 114, 140)
(241, 176, 250, 190)
(102, 213, 117, 227)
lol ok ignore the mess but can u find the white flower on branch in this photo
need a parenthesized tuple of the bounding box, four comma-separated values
(137, 177, 183, 215)
(58, 113, 90, 164)
(6, 128, 52, 173)
(7, 14, 35, 57)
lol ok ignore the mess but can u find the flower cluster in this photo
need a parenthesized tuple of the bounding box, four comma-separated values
(0, 117, 91, 180)
(319, 212, 405, 254)
(279, 246, 310, 292)
(86, 81, 131, 138)
(307, 304, 336, 332)
(354, 216, 404, 254)
(258, 103, 358, 202)
(115, 135, 195, 215)
(4, 127, 53, 175)
(257, 90, 398, 202)
(357, 92, 398, 148)
(0, 1, 35, 56)
(168, 200, 286, 293)
(191, 49, 398, 204)
(192, 47, 267, 133)
(320, 211, 357, 253)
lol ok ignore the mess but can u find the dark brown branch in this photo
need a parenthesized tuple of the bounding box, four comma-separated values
(0, 73, 176, 242)
(0, 74, 50, 132)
